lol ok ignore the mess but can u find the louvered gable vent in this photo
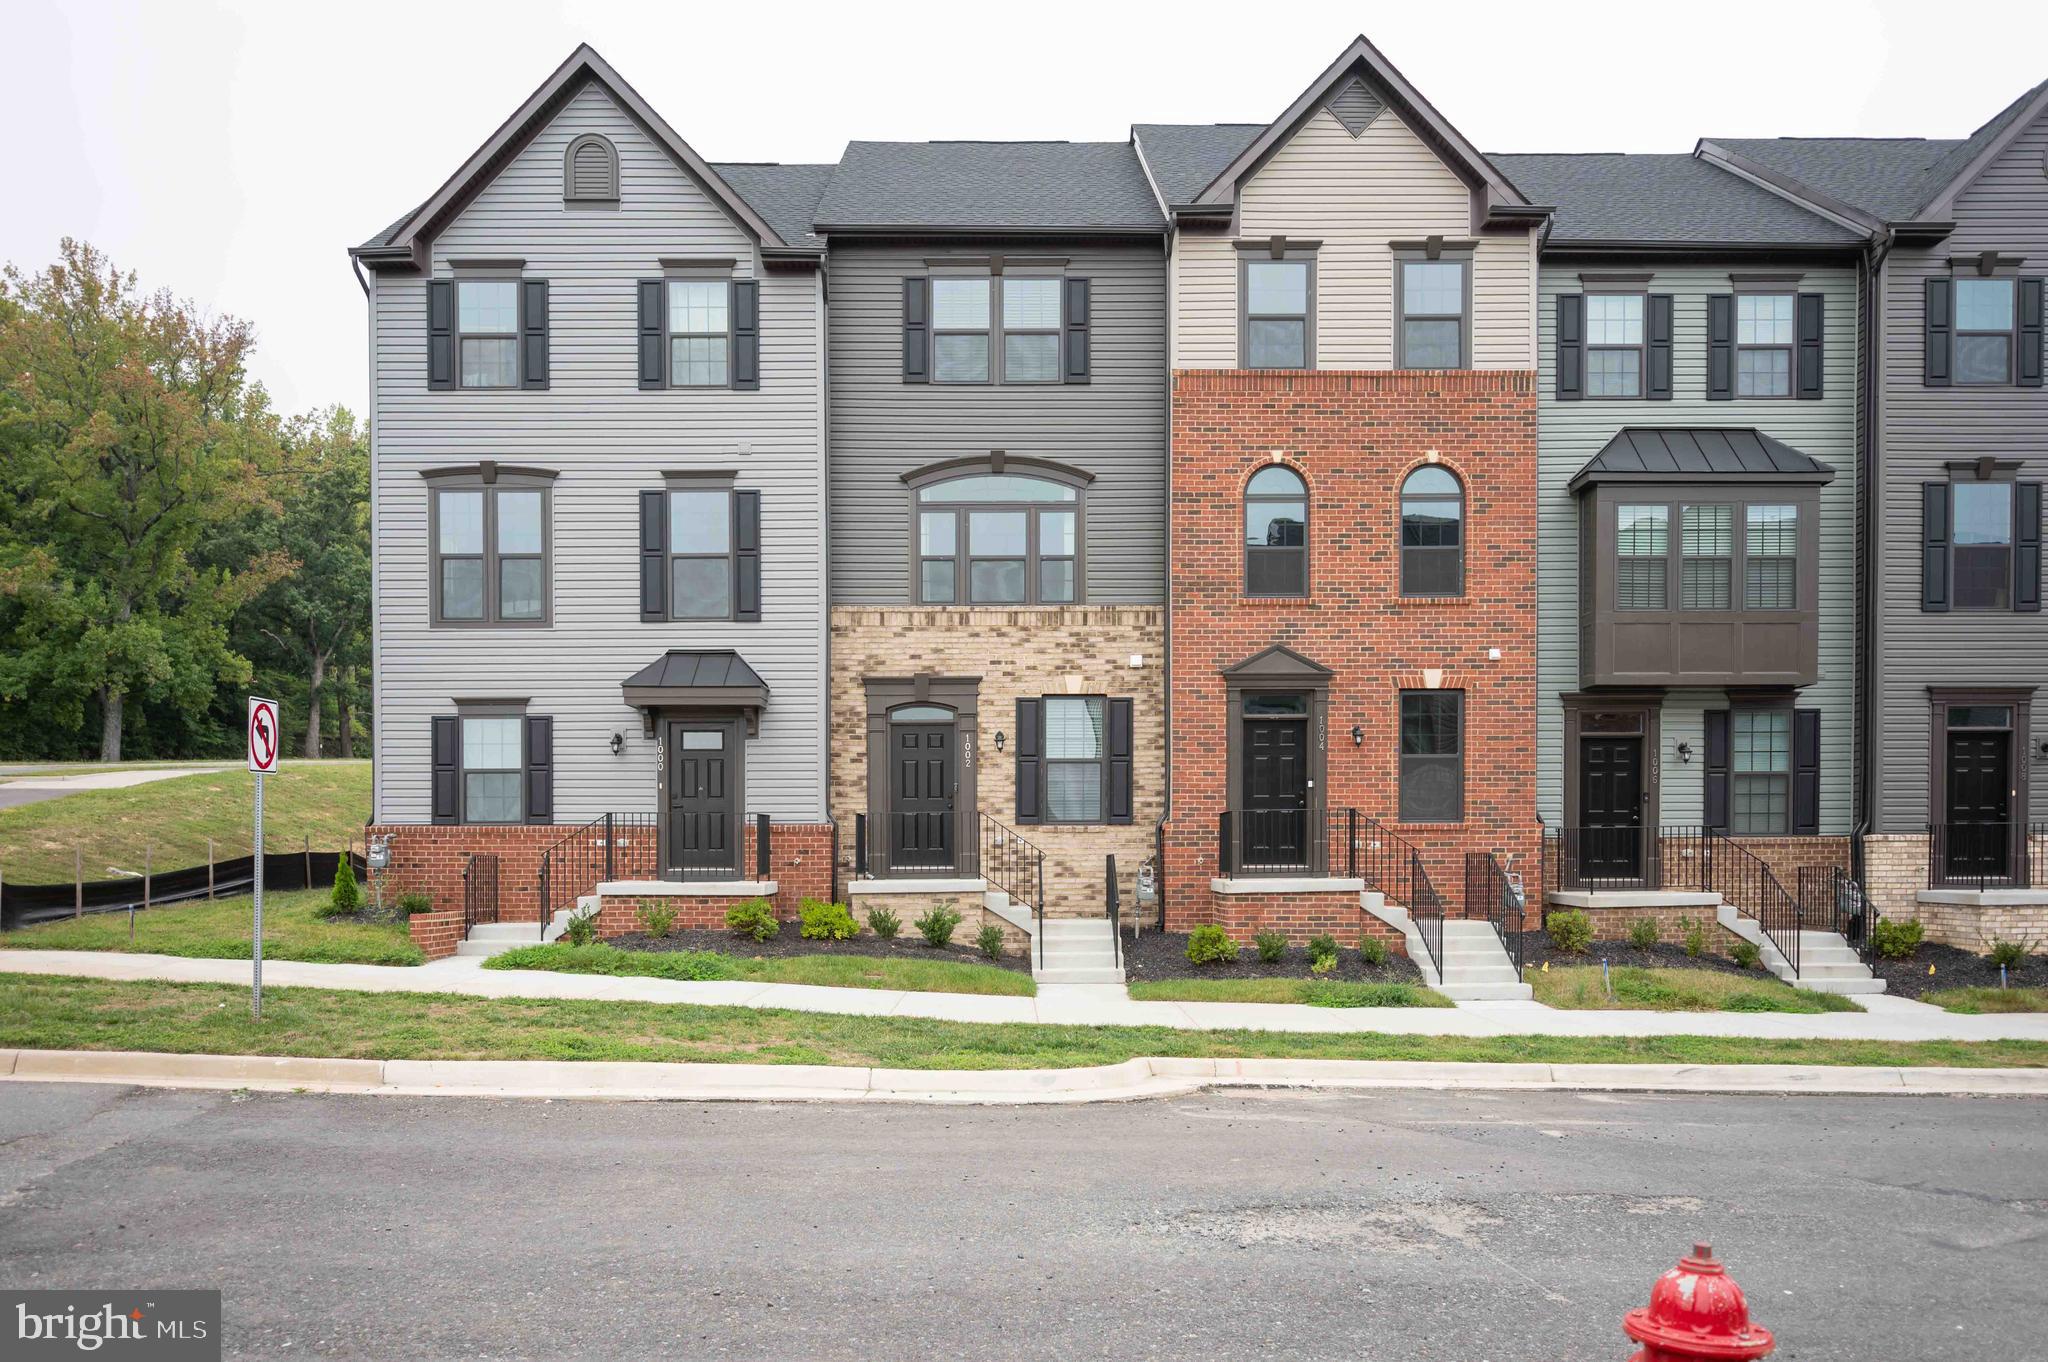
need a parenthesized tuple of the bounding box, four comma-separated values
(564, 133, 619, 204)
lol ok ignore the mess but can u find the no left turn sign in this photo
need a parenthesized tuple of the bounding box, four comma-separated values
(247, 697, 280, 774)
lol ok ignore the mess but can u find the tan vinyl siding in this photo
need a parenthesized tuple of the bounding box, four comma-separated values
(1173, 105, 1537, 370)
(1872, 107, 2048, 831)
(370, 81, 827, 825)
(1535, 264, 1861, 833)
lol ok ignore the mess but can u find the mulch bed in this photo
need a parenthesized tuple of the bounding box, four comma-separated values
(1869, 943, 2048, 1000)
(1121, 930, 1424, 985)
(604, 928, 1031, 974)
(1515, 934, 1764, 980)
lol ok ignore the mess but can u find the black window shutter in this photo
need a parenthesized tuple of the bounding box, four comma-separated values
(1646, 294, 1674, 401)
(1703, 710, 1730, 833)
(1791, 710, 1821, 836)
(1555, 294, 1584, 400)
(1706, 294, 1734, 401)
(520, 279, 549, 390)
(524, 715, 553, 824)
(732, 279, 760, 391)
(1921, 482, 1951, 612)
(1063, 278, 1091, 384)
(902, 278, 930, 383)
(1796, 292, 1824, 400)
(2017, 481, 2042, 613)
(431, 715, 460, 824)
(1924, 278, 1952, 387)
(427, 280, 455, 391)
(2019, 278, 2044, 388)
(734, 489, 762, 621)
(639, 489, 668, 621)
(1014, 698, 1043, 824)
(637, 280, 666, 390)
(1106, 697, 1133, 824)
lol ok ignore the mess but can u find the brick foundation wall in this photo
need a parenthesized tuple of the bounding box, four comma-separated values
(1543, 904, 1745, 951)
(594, 893, 775, 937)
(849, 890, 1028, 956)
(1163, 369, 1542, 931)
(1204, 889, 1407, 952)
(407, 909, 464, 961)
(1862, 832, 2048, 949)
(829, 606, 1165, 915)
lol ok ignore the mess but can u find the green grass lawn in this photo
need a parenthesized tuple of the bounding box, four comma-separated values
(0, 761, 371, 884)
(1925, 986, 2048, 1014)
(1126, 977, 1452, 1008)
(1529, 964, 1864, 1014)
(485, 941, 1034, 997)
(2, 973, 2041, 1070)
(0, 889, 422, 966)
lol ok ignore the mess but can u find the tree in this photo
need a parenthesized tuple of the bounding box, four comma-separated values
(0, 240, 286, 759)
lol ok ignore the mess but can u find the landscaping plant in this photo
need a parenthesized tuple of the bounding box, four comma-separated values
(1985, 937, 2036, 970)
(865, 905, 902, 940)
(1730, 940, 1762, 971)
(638, 902, 677, 939)
(725, 898, 780, 943)
(326, 856, 362, 918)
(1254, 931, 1288, 964)
(1628, 917, 1659, 951)
(395, 892, 433, 918)
(1309, 953, 1337, 976)
(562, 910, 598, 948)
(800, 898, 859, 941)
(975, 923, 1006, 961)
(1873, 917, 1924, 960)
(1357, 933, 1389, 967)
(1306, 934, 1339, 969)
(1184, 924, 1240, 966)
(1547, 909, 1593, 955)
(914, 905, 963, 948)
(1678, 916, 1707, 959)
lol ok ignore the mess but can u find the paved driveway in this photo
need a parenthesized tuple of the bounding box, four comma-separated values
(0, 1083, 2039, 1359)
(0, 767, 224, 809)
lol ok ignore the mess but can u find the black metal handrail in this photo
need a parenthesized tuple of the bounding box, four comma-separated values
(1543, 826, 1712, 893)
(1353, 815, 1421, 900)
(1463, 850, 1525, 981)
(979, 813, 1045, 971)
(1797, 863, 1877, 964)
(534, 812, 771, 939)
(1104, 854, 1123, 971)
(1703, 833, 1801, 978)
(462, 852, 500, 933)
(1927, 821, 2044, 890)
(850, 811, 984, 880)
(1215, 805, 1358, 879)
(1405, 848, 1447, 984)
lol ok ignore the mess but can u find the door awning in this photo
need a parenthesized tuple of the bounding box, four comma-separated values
(621, 650, 769, 713)
(1568, 427, 1836, 493)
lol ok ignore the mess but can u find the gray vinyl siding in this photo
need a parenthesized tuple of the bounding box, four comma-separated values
(1872, 106, 2048, 832)
(1535, 262, 1861, 833)
(827, 238, 1168, 603)
(369, 81, 828, 825)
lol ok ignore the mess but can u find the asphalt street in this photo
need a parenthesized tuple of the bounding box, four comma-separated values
(1, 1083, 2042, 1360)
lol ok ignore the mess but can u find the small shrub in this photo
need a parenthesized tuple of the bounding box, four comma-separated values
(866, 905, 902, 940)
(1678, 915, 1708, 959)
(725, 897, 780, 943)
(1309, 952, 1337, 975)
(1547, 909, 1593, 955)
(1254, 931, 1288, 963)
(326, 857, 362, 917)
(1873, 916, 1924, 961)
(915, 905, 964, 948)
(1627, 918, 1659, 951)
(638, 902, 677, 939)
(1357, 933, 1390, 967)
(1185, 924, 1240, 966)
(799, 898, 859, 941)
(395, 891, 433, 918)
(562, 910, 598, 948)
(1985, 937, 2035, 969)
(1306, 933, 1339, 967)
(976, 923, 1006, 960)
(1730, 939, 1762, 971)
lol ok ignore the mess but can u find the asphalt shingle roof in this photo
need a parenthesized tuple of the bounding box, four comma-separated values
(1569, 428, 1837, 491)
(709, 163, 834, 250)
(1487, 152, 1862, 245)
(810, 141, 1165, 231)
(1130, 123, 1262, 206)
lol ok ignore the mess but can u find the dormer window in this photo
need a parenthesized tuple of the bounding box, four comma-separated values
(563, 133, 619, 205)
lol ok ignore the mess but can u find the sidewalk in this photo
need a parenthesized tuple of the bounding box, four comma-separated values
(7, 949, 2048, 1042)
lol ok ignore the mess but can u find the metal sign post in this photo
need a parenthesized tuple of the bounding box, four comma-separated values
(246, 697, 280, 1019)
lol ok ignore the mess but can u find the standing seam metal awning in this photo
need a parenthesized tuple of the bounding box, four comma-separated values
(621, 650, 769, 711)
(1567, 427, 1837, 492)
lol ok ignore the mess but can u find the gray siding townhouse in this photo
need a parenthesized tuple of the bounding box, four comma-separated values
(1699, 79, 2048, 943)
(349, 47, 838, 927)
(811, 141, 1171, 935)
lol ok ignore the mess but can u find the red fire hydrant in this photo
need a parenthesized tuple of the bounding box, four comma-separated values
(1623, 1242, 1775, 1361)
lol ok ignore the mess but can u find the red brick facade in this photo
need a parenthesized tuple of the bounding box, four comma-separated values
(1164, 369, 1542, 940)
(1208, 890, 1410, 951)
(407, 909, 464, 961)
(592, 893, 779, 937)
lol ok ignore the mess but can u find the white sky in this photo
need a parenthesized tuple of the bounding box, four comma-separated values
(7, 0, 2044, 416)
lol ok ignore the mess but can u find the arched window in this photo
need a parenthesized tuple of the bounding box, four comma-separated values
(1244, 465, 1308, 597)
(1400, 466, 1463, 597)
(563, 134, 619, 204)
(912, 469, 1082, 605)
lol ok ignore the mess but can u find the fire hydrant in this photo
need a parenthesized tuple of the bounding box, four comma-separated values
(1623, 1242, 1775, 1361)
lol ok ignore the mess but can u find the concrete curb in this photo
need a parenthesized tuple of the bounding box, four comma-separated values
(2, 1048, 2045, 1104)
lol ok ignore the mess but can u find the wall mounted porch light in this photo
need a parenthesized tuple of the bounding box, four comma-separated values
(1675, 741, 1692, 764)
(609, 732, 625, 756)
(1350, 725, 1364, 746)
(993, 730, 1006, 753)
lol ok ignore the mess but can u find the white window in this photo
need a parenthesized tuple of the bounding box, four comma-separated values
(668, 489, 733, 619)
(457, 281, 519, 388)
(667, 281, 730, 387)
(1043, 697, 1106, 823)
(931, 278, 992, 383)
(1585, 295, 1644, 398)
(1735, 294, 1795, 397)
(1730, 710, 1791, 835)
(461, 716, 524, 824)
(1002, 278, 1062, 383)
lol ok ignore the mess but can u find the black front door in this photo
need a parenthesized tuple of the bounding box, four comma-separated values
(1946, 732, 2013, 880)
(1241, 718, 1310, 869)
(1579, 737, 1644, 882)
(890, 724, 955, 872)
(667, 722, 736, 878)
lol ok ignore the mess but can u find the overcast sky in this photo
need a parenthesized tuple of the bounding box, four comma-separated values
(7, 0, 2045, 416)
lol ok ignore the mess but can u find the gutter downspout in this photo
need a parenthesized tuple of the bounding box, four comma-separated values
(1856, 226, 1895, 854)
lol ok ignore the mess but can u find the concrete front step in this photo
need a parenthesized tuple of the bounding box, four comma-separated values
(1034, 966, 1128, 985)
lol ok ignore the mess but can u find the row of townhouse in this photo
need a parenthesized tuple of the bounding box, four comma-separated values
(350, 37, 2048, 986)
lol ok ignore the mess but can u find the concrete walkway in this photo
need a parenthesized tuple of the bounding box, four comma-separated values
(7, 949, 2048, 1043)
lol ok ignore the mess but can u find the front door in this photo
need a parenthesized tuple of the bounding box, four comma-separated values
(1241, 717, 1310, 869)
(1579, 737, 1644, 882)
(1946, 732, 2013, 880)
(890, 723, 955, 872)
(667, 722, 737, 878)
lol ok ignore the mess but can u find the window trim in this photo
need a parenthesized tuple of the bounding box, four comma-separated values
(1727, 698, 1795, 837)
(998, 274, 1065, 386)
(928, 274, 994, 386)
(1391, 246, 1473, 371)
(1398, 689, 1465, 824)
(1584, 291, 1648, 400)
(906, 463, 1087, 607)
(454, 275, 523, 390)
(664, 274, 736, 390)
(1243, 463, 1310, 599)
(1039, 694, 1111, 825)
(1953, 275, 2019, 387)
(456, 701, 529, 826)
(1237, 245, 1318, 371)
(1732, 290, 1797, 400)
(1399, 464, 1464, 598)
(1947, 464, 2019, 611)
(423, 468, 555, 628)
(661, 474, 741, 622)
